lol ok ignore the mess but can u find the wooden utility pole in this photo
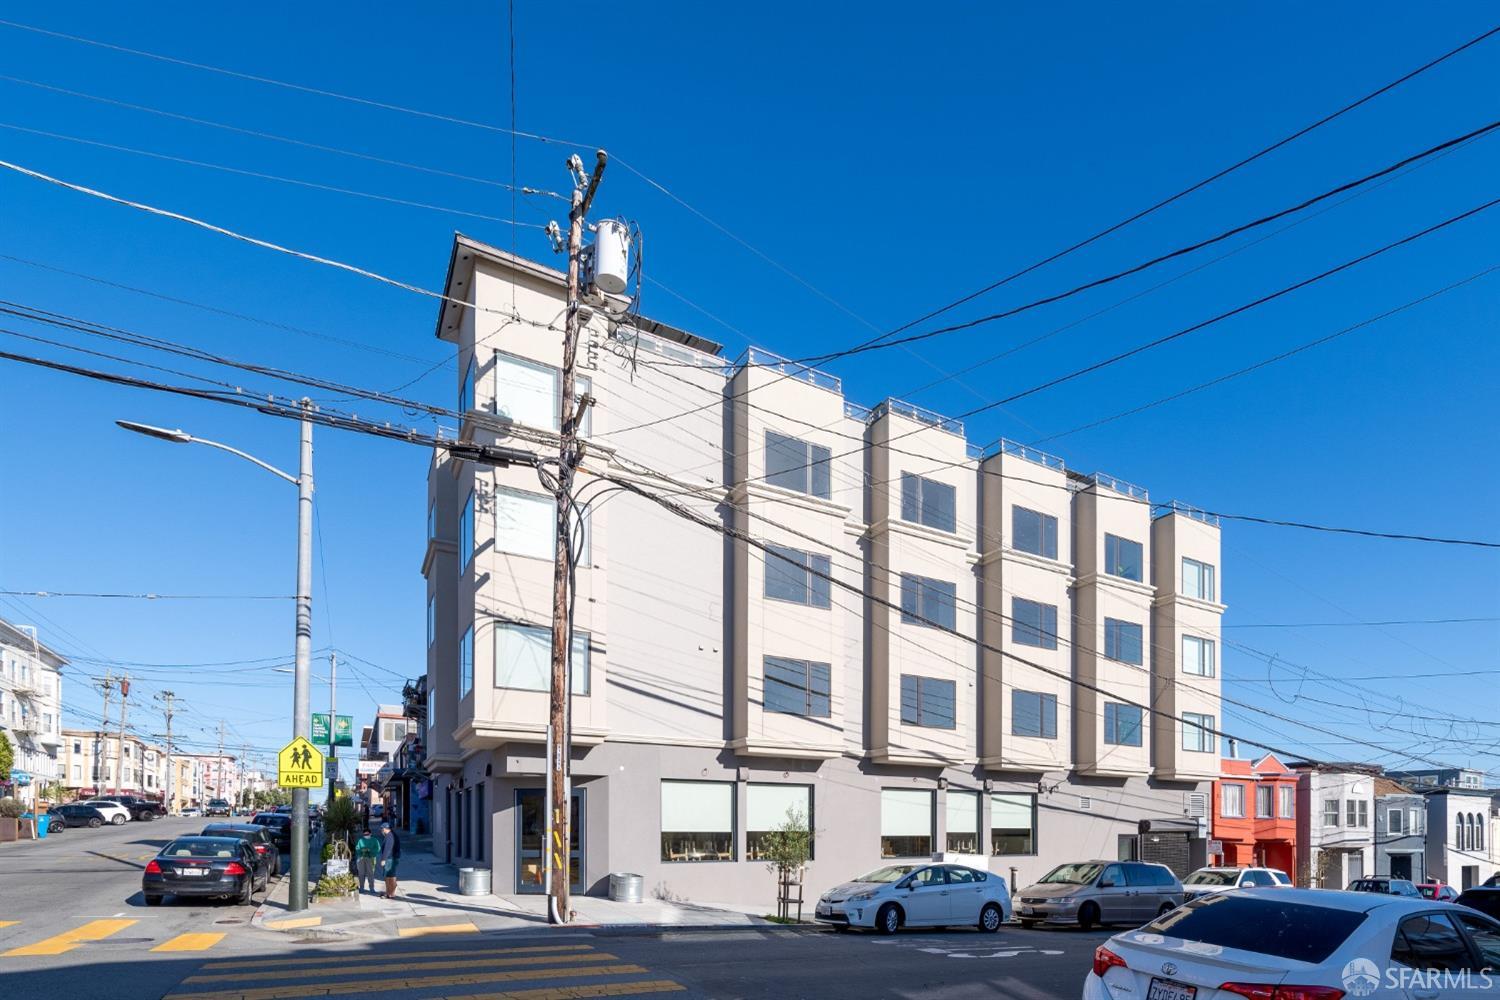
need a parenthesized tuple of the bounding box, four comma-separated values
(327, 651, 338, 803)
(158, 691, 176, 814)
(547, 149, 606, 926)
(96, 673, 115, 793)
(216, 719, 226, 803)
(114, 675, 131, 794)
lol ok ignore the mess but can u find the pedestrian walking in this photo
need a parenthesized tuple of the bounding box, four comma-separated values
(354, 826, 381, 894)
(379, 820, 401, 899)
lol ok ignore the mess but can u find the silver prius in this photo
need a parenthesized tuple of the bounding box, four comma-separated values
(815, 863, 1013, 934)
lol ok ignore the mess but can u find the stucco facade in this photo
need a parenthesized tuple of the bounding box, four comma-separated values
(1424, 789, 1497, 890)
(421, 236, 1226, 909)
(1293, 763, 1375, 887)
(0, 619, 66, 804)
(1374, 778, 1426, 882)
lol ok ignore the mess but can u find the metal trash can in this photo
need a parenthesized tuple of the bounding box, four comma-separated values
(459, 867, 492, 896)
(609, 872, 643, 903)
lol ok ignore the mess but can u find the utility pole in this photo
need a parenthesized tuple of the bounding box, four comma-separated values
(289, 400, 315, 911)
(158, 691, 176, 814)
(115, 676, 131, 795)
(240, 742, 250, 810)
(547, 149, 606, 926)
(327, 651, 338, 803)
(216, 719, 226, 804)
(96, 673, 115, 794)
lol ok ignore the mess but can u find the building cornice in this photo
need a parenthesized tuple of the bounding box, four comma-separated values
(864, 517, 975, 554)
(1071, 572, 1156, 599)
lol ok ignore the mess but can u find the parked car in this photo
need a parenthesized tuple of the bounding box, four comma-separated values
(1417, 881, 1460, 902)
(179, 805, 203, 818)
(1082, 888, 1500, 1000)
(273, 804, 292, 814)
(77, 799, 133, 825)
(1455, 887, 1500, 920)
(1181, 866, 1292, 903)
(248, 812, 292, 851)
(200, 823, 280, 880)
(48, 804, 109, 829)
(1349, 876, 1422, 897)
(204, 799, 232, 817)
(143, 836, 266, 906)
(95, 795, 165, 821)
(1017, 860, 1183, 930)
(814, 863, 1011, 934)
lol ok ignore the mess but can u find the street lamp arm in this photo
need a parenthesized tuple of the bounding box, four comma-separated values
(186, 436, 298, 485)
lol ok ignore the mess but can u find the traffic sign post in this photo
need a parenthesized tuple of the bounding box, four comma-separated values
(278, 736, 325, 789)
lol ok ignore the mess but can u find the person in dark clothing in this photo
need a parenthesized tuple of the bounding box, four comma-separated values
(379, 820, 400, 899)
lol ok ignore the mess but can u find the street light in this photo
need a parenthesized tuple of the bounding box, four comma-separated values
(117, 405, 316, 912)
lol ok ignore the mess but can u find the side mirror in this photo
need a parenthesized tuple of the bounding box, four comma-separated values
(1240, 880, 1255, 888)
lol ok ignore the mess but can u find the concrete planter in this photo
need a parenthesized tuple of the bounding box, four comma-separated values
(0, 817, 18, 843)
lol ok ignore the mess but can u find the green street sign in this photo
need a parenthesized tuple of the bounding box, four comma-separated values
(311, 713, 331, 745)
(334, 715, 354, 748)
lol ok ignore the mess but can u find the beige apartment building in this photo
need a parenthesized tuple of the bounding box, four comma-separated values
(61, 730, 168, 798)
(422, 235, 1227, 907)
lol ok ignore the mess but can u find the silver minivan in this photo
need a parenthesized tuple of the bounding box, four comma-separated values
(1015, 860, 1183, 929)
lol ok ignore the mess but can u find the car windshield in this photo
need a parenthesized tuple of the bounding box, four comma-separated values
(1349, 880, 1387, 893)
(163, 838, 239, 858)
(1039, 863, 1103, 885)
(854, 865, 916, 883)
(1185, 871, 1239, 886)
(1272, 871, 1292, 885)
(1147, 895, 1367, 964)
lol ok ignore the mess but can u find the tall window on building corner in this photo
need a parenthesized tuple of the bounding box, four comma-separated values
(1182, 635, 1216, 677)
(426, 594, 436, 649)
(765, 431, 831, 499)
(1181, 712, 1215, 753)
(460, 356, 475, 414)
(1182, 557, 1216, 601)
(459, 491, 475, 575)
(900, 473, 957, 533)
(1104, 533, 1143, 581)
(459, 626, 474, 698)
(1011, 506, 1058, 559)
(900, 574, 957, 630)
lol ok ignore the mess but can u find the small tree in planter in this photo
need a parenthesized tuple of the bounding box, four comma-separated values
(0, 795, 23, 843)
(759, 806, 811, 922)
(322, 794, 358, 851)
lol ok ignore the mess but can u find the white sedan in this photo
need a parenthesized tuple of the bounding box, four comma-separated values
(815, 863, 1012, 934)
(78, 800, 132, 825)
(1083, 888, 1500, 1000)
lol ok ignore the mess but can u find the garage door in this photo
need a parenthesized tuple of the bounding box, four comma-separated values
(1140, 831, 1191, 877)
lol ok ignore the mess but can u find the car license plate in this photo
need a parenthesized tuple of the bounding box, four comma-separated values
(177, 868, 207, 877)
(816, 904, 831, 917)
(1148, 979, 1196, 1000)
(1021, 906, 1035, 916)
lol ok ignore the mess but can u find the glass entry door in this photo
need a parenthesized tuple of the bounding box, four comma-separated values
(516, 788, 582, 893)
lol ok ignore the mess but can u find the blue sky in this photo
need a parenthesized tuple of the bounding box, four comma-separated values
(0, 4, 1495, 784)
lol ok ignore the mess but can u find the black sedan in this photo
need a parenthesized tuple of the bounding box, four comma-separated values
(49, 804, 107, 828)
(143, 836, 266, 905)
(249, 812, 292, 851)
(201, 823, 280, 880)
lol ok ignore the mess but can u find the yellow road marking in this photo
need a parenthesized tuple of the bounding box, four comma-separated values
(397, 920, 479, 938)
(165, 963, 651, 1000)
(186, 951, 618, 984)
(200, 943, 592, 970)
(262, 916, 321, 930)
(153, 933, 226, 953)
(436, 982, 687, 1000)
(0, 922, 19, 929)
(2, 918, 138, 957)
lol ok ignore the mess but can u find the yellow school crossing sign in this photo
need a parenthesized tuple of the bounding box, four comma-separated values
(278, 736, 324, 788)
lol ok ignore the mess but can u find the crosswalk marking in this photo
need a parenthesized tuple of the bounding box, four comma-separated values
(165, 962, 653, 1000)
(439, 982, 688, 1000)
(2, 918, 138, 957)
(397, 920, 479, 937)
(153, 933, 227, 953)
(184, 951, 620, 984)
(261, 915, 321, 930)
(199, 943, 592, 971)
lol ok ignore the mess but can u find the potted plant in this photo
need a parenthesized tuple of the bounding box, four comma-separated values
(0, 796, 23, 843)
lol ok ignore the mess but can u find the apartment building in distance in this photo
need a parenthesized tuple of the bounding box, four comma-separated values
(1210, 753, 1297, 874)
(61, 730, 168, 798)
(421, 236, 1227, 907)
(1292, 762, 1376, 887)
(1424, 787, 1497, 890)
(0, 619, 67, 805)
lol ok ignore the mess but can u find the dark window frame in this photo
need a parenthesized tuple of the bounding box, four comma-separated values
(1104, 533, 1144, 581)
(1012, 505, 1058, 559)
(762, 656, 832, 718)
(900, 674, 957, 729)
(1011, 597, 1058, 649)
(1104, 618, 1144, 665)
(900, 573, 958, 630)
(1011, 689, 1058, 739)
(764, 545, 832, 608)
(765, 431, 832, 499)
(899, 473, 958, 534)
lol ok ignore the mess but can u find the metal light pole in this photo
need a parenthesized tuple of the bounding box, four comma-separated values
(117, 402, 315, 911)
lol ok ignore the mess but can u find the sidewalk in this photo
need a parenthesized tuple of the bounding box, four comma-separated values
(251, 833, 803, 941)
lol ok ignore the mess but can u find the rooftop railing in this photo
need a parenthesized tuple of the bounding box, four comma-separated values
(868, 398, 965, 438)
(731, 346, 842, 394)
(1153, 499, 1220, 527)
(1081, 471, 1150, 501)
(985, 438, 1067, 471)
(843, 400, 873, 422)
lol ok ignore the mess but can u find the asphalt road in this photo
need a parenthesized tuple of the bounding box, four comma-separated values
(3, 819, 1107, 998)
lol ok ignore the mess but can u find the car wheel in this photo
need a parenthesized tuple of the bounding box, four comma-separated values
(88, 817, 103, 828)
(111, 815, 126, 826)
(270, 854, 280, 877)
(1077, 902, 1100, 931)
(979, 903, 1003, 933)
(1157, 902, 1175, 917)
(238, 880, 254, 906)
(140, 813, 153, 822)
(144, 895, 162, 907)
(875, 903, 902, 935)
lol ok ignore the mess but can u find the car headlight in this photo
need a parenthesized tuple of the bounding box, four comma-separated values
(848, 891, 877, 902)
(1053, 896, 1073, 905)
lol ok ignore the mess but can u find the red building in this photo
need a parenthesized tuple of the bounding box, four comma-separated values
(1210, 753, 1297, 873)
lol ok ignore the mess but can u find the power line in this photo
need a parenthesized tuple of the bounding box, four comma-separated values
(1225, 618, 1500, 629)
(0, 589, 292, 600)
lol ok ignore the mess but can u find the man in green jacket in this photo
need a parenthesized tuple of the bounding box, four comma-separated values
(354, 827, 382, 894)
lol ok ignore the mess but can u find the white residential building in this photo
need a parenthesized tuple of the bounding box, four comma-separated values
(1293, 763, 1376, 887)
(61, 729, 169, 798)
(1424, 788, 1498, 890)
(422, 236, 1227, 907)
(0, 619, 67, 805)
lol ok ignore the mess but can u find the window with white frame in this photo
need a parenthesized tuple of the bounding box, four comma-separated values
(1182, 557, 1216, 601)
(764, 545, 831, 608)
(1104, 618, 1143, 665)
(900, 574, 957, 630)
(1221, 783, 1245, 818)
(880, 788, 933, 857)
(661, 780, 734, 862)
(1011, 597, 1058, 649)
(459, 491, 474, 575)
(900, 473, 957, 533)
(1104, 533, 1143, 581)
(946, 789, 981, 853)
(1280, 785, 1295, 818)
(746, 784, 812, 860)
(493, 622, 590, 695)
(765, 431, 831, 499)
(1012, 506, 1058, 559)
(1323, 799, 1340, 827)
(1389, 808, 1405, 834)
(990, 792, 1037, 855)
(1256, 785, 1273, 818)
(459, 626, 474, 697)
(1181, 713, 1215, 753)
(1182, 635, 1216, 677)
